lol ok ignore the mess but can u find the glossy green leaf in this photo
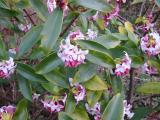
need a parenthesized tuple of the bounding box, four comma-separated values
(136, 82, 160, 94)
(86, 50, 115, 68)
(43, 70, 69, 88)
(0, 35, 7, 59)
(17, 62, 46, 82)
(41, 82, 63, 95)
(65, 93, 76, 113)
(76, 40, 110, 53)
(58, 112, 74, 120)
(0, 7, 19, 17)
(29, 0, 48, 21)
(75, 0, 112, 13)
(18, 75, 32, 101)
(18, 25, 43, 57)
(84, 75, 108, 91)
(74, 63, 96, 83)
(127, 31, 139, 45)
(155, 0, 160, 8)
(41, 8, 63, 51)
(96, 35, 121, 49)
(86, 90, 102, 107)
(102, 93, 123, 120)
(13, 99, 28, 120)
(35, 53, 62, 74)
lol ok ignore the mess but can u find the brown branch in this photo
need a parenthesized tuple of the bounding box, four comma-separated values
(60, 14, 79, 37)
(23, 9, 36, 26)
(127, 68, 134, 104)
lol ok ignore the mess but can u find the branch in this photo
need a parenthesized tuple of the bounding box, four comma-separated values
(127, 68, 134, 103)
(23, 9, 36, 26)
(60, 14, 79, 37)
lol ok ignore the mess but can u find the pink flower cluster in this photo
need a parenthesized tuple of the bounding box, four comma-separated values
(58, 38, 88, 68)
(85, 103, 101, 120)
(18, 23, 32, 32)
(115, 52, 131, 76)
(42, 94, 67, 113)
(123, 100, 134, 119)
(103, 4, 120, 26)
(0, 57, 16, 79)
(67, 29, 85, 41)
(142, 62, 158, 75)
(0, 105, 16, 120)
(47, 0, 68, 15)
(69, 78, 86, 103)
(141, 32, 160, 56)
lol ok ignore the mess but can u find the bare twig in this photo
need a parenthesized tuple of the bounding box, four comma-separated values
(60, 14, 79, 37)
(139, 0, 146, 16)
(23, 9, 36, 26)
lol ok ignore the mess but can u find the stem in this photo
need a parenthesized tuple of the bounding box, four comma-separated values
(60, 14, 79, 37)
(127, 68, 134, 103)
(23, 9, 36, 26)
(139, 0, 146, 16)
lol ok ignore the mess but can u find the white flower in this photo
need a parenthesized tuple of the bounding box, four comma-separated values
(42, 94, 67, 113)
(86, 29, 98, 40)
(142, 62, 158, 75)
(115, 52, 131, 76)
(0, 57, 16, 79)
(18, 23, 32, 32)
(85, 103, 101, 120)
(69, 78, 86, 103)
(9, 48, 17, 55)
(141, 32, 160, 56)
(67, 29, 85, 41)
(47, 0, 56, 13)
(0, 105, 16, 120)
(32, 93, 40, 101)
(123, 100, 134, 119)
(58, 39, 88, 68)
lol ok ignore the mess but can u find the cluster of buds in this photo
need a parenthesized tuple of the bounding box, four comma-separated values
(115, 52, 131, 76)
(0, 105, 16, 120)
(67, 29, 85, 41)
(142, 62, 158, 75)
(141, 32, 160, 56)
(103, 4, 120, 26)
(47, 0, 68, 15)
(69, 78, 86, 103)
(67, 29, 98, 41)
(58, 37, 88, 68)
(42, 94, 67, 113)
(123, 100, 134, 120)
(85, 103, 101, 120)
(116, 0, 127, 4)
(9, 48, 18, 55)
(18, 23, 32, 32)
(0, 57, 16, 79)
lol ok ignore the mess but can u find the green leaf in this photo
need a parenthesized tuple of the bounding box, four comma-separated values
(76, 40, 110, 53)
(65, 93, 76, 113)
(127, 31, 139, 45)
(95, 35, 121, 49)
(131, 0, 144, 5)
(102, 93, 123, 120)
(0, 35, 7, 59)
(75, 0, 112, 13)
(43, 70, 69, 88)
(0, 7, 19, 17)
(35, 53, 62, 74)
(17, 62, 46, 82)
(73, 63, 96, 83)
(41, 82, 63, 95)
(58, 112, 74, 120)
(13, 99, 28, 120)
(18, 75, 32, 101)
(86, 90, 102, 107)
(111, 77, 123, 94)
(84, 75, 108, 91)
(41, 8, 63, 51)
(155, 0, 160, 8)
(18, 25, 43, 57)
(136, 82, 160, 94)
(86, 50, 115, 68)
(29, 0, 48, 21)
(70, 104, 90, 120)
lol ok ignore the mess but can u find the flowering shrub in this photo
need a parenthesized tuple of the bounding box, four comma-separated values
(1, 0, 160, 120)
